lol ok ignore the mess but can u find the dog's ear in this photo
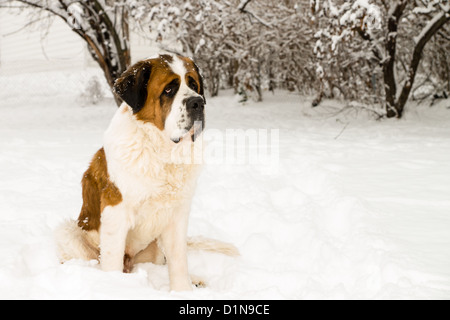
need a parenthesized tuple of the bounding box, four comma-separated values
(113, 61, 152, 113)
(193, 62, 206, 104)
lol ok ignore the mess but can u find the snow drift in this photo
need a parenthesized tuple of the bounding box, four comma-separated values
(0, 71, 449, 299)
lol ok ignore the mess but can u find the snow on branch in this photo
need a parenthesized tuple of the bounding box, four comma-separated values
(237, 0, 272, 28)
(238, 0, 251, 11)
(414, 7, 450, 45)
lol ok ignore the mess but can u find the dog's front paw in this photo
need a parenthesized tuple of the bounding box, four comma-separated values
(123, 254, 133, 273)
(191, 275, 207, 288)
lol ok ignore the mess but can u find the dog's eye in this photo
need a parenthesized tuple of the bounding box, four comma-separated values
(163, 80, 179, 97)
(188, 77, 199, 92)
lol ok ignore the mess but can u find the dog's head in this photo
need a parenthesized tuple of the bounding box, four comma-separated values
(114, 54, 205, 143)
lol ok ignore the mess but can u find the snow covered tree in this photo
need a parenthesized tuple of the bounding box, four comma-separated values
(2, 0, 446, 115)
(312, 0, 450, 118)
(310, 0, 381, 105)
(1, 0, 136, 106)
(143, 0, 315, 102)
(142, 0, 264, 99)
(373, 1, 450, 118)
(140, 0, 237, 98)
(236, 0, 316, 101)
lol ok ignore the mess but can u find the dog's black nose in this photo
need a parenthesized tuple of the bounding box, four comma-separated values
(186, 96, 205, 111)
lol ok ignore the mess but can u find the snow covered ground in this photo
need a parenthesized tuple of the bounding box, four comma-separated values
(0, 71, 450, 300)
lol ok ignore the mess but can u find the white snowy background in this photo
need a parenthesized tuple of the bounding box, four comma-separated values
(0, 1, 450, 300)
(0, 70, 449, 299)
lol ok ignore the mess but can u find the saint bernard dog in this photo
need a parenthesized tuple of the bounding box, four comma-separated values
(55, 54, 238, 292)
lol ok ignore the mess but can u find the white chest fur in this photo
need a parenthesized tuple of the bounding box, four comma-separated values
(103, 104, 201, 254)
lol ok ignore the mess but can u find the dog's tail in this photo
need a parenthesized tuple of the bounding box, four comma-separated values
(187, 236, 240, 257)
(54, 219, 99, 263)
(54, 220, 239, 264)
(134, 236, 239, 265)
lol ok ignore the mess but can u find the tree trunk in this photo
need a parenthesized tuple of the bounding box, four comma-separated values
(384, 3, 449, 118)
(383, 1, 407, 118)
(84, 0, 130, 106)
(394, 11, 450, 117)
(14, 0, 131, 107)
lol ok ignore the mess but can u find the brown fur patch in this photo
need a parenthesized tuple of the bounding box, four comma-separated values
(77, 148, 122, 231)
(135, 57, 178, 128)
(178, 56, 204, 96)
(114, 55, 204, 130)
(135, 55, 204, 128)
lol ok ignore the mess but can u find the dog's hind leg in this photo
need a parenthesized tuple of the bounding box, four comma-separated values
(133, 240, 166, 266)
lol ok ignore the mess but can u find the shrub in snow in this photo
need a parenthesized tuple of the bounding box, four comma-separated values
(78, 76, 104, 106)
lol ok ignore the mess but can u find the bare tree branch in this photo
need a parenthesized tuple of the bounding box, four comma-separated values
(396, 9, 450, 114)
(3, 0, 132, 106)
(237, 0, 272, 29)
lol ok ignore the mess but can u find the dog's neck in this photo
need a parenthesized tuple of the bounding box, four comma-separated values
(104, 104, 199, 180)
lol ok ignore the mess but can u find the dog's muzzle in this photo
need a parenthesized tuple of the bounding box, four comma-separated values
(186, 96, 205, 142)
(170, 96, 205, 144)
